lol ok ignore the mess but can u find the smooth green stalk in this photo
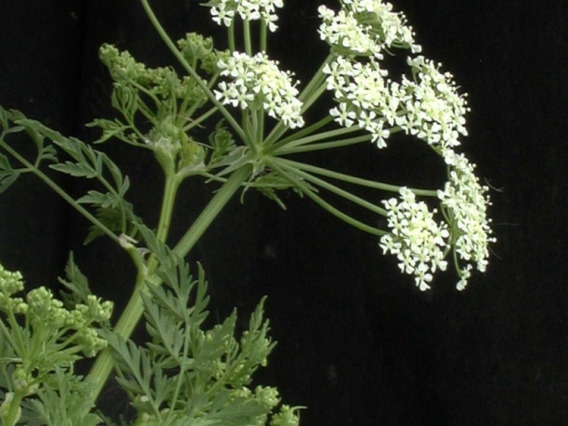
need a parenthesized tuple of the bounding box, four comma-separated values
(257, 108, 265, 150)
(183, 106, 219, 132)
(173, 165, 252, 257)
(251, 110, 260, 142)
(3, 388, 26, 426)
(260, 20, 267, 52)
(155, 173, 181, 245)
(267, 115, 333, 153)
(298, 54, 333, 103)
(0, 317, 19, 354)
(274, 160, 388, 216)
(244, 19, 252, 55)
(139, 0, 247, 143)
(87, 172, 181, 399)
(242, 112, 257, 155)
(276, 125, 362, 151)
(277, 157, 439, 196)
(0, 139, 120, 245)
(275, 134, 371, 155)
(269, 160, 385, 236)
(228, 22, 235, 52)
(301, 81, 327, 114)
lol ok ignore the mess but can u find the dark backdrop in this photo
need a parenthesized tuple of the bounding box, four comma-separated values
(0, 1, 566, 425)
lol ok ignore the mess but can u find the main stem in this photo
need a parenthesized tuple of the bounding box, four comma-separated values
(86, 166, 251, 400)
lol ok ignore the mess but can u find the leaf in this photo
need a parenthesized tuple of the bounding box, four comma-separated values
(111, 84, 139, 123)
(22, 367, 103, 426)
(50, 161, 99, 178)
(58, 253, 92, 308)
(208, 121, 235, 164)
(77, 190, 121, 209)
(0, 154, 21, 194)
(83, 207, 133, 245)
(86, 118, 134, 145)
(101, 331, 152, 397)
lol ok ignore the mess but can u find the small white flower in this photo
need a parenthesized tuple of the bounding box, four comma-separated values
(330, 103, 357, 127)
(207, 0, 284, 32)
(438, 152, 496, 277)
(323, 56, 399, 148)
(379, 187, 449, 291)
(396, 56, 470, 153)
(318, 0, 420, 58)
(456, 265, 473, 291)
(214, 51, 304, 129)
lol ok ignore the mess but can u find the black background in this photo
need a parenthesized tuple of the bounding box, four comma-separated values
(0, 1, 567, 425)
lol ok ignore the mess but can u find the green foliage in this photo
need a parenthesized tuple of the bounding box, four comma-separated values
(0, 260, 112, 425)
(20, 367, 102, 426)
(208, 120, 236, 165)
(100, 227, 300, 425)
(0, 109, 140, 244)
(0, 106, 57, 194)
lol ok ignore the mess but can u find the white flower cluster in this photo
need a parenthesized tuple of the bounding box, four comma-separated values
(215, 51, 304, 129)
(380, 187, 449, 291)
(318, 6, 383, 58)
(318, 0, 421, 59)
(323, 53, 470, 152)
(438, 151, 496, 290)
(324, 56, 399, 147)
(397, 56, 470, 154)
(208, 0, 284, 32)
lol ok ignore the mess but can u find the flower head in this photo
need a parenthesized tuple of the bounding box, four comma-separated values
(380, 187, 449, 291)
(206, 0, 284, 32)
(323, 56, 399, 147)
(438, 151, 495, 289)
(396, 56, 470, 154)
(318, 0, 421, 59)
(215, 51, 304, 129)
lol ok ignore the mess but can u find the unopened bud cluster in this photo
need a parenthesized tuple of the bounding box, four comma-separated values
(0, 263, 112, 357)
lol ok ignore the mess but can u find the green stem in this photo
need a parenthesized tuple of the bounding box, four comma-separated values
(298, 54, 333, 103)
(86, 167, 251, 400)
(87, 172, 180, 398)
(2, 388, 26, 426)
(243, 19, 252, 55)
(228, 23, 236, 52)
(275, 134, 371, 155)
(0, 139, 120, 245)
(183, 106, 219, 132)
(260, 20, 267, 52)
(301, 80, 327, 114)
(87, 271, 146, 400)
(173, 165, 252, 257)
(277, 157, 438, 196)
(155, 174, 181, 244)
(267, 115, 333, 153)
(257, 108, 265, 149)
(276, 125, 362, 151)
(269, 160, 385, 236)
(275, 159, 387, 216)
(139, 0, 246, 143)
(0, 316, 20, 358)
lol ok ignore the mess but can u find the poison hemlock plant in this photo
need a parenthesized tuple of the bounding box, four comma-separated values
(0, 0, 495, 424)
